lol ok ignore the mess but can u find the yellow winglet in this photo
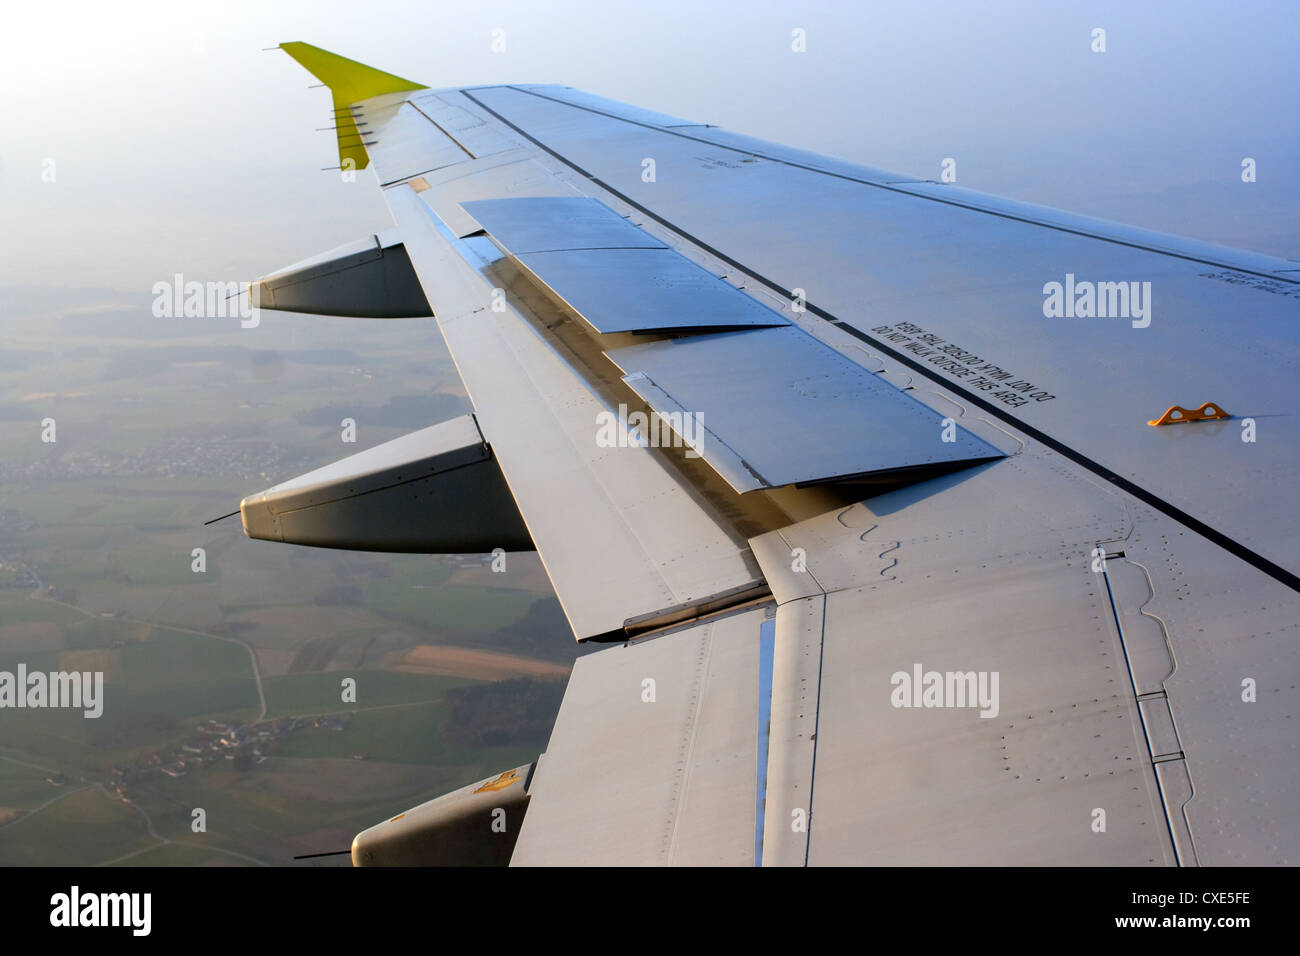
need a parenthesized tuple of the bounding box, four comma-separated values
(1147, 402, 1231, 426)
(278, 41, 427, 171)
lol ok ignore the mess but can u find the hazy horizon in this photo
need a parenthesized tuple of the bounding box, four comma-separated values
(2, 0, 1297, 308)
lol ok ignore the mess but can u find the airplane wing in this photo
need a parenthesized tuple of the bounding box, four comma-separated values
(240, 43, 1300, 866)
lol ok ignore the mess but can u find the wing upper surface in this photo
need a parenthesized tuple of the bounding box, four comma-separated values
(268, 54, 1298, 864)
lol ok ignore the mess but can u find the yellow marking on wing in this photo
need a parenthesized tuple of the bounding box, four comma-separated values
(473, 770, 521, 793)
(278, 42, 427, 171)
(1148, 402, 1231, 426)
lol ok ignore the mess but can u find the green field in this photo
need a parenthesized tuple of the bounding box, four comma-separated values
(0, 788, 156, 866)
(364, 575, 539, 633)
(0, 594, 86, 627)
(0, 307, 567, 864)
(261, 669, 472, 720)
(111, 627, 259, 720)
(272, 699, 511, 765)
(109, 842, 247, 867)
(0, 758, 67, 810)
(0, 625, 258, 771)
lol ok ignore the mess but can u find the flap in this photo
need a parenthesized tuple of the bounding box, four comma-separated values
(463, 196, 787, 333)
(607, 326, 1004, 492)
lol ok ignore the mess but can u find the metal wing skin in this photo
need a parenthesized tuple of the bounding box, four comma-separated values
(242, 44, 1299, 866)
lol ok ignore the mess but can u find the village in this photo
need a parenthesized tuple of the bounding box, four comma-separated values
(103, 713, 355, 799)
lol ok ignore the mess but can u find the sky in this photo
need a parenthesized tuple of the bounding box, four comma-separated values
(1, 0, 1297, 304)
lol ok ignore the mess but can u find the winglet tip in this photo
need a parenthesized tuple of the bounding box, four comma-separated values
(275, 42, 425, 172)
(275, 41, 427, 98)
